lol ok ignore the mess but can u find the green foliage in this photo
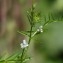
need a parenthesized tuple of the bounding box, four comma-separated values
(27, 4, 41, 27)
(6, 51, 22, 60)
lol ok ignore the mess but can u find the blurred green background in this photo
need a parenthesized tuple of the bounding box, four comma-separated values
(0, 0, 63, 63)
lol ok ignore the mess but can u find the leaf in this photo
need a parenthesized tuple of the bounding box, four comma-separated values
(17, 31, 29, 36)
(0, 56, 4, 62)
(6, 50, 22, 61)
(0, 56, 2, 60)
(23, 57, 32, 63)
(0, 53, 8, 62)
(27, 11, 32, 25)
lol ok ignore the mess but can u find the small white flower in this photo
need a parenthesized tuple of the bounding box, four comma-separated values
(37, 26, 43, 32)
(20, 40, 28, 48)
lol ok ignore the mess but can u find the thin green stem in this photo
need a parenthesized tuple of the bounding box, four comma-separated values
(17, 1, 34, 63)
(28, 2, 34, 44)
(28, 26, 33, 44)
(0, 59, 24, 62)
(21, 48, 25, 63)
(20, 25, 33, 63)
